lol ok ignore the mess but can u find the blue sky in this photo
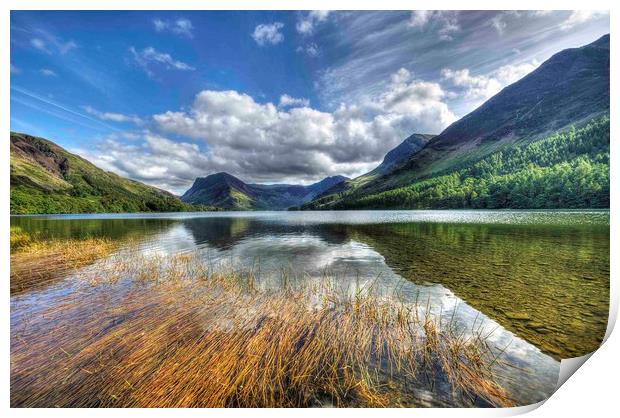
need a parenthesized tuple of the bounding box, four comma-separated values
(10, 10, 610, 193)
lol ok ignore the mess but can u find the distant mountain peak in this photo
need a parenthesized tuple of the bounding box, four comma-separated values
(181, 172, 349, 210)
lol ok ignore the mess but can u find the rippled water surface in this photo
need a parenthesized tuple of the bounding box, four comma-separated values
(11, 210, 610, 406)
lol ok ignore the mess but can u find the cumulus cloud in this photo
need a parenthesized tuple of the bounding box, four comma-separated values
(130, 46, 195, 76)
(408, 11, 459, 41)
(297, 43, 320, 57)
(408, 11, 432, 28)
(78, 58, 536, 192)
(39, 68, 57, 77)
(153, 18, 194, 38)
(75, 133, 211, 192)
(278, 94, 310, 108)
(252, 22, 285, 46)
(560, 10, 609, 31)
(82, 105, 143, 125)
(296, 11, 331, 35)
(441, 60, 539, 105)
(141, 68, 454, 187)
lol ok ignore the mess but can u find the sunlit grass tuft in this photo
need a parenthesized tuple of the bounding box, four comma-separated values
(10, 227, 117, 294)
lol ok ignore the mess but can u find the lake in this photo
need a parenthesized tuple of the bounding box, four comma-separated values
(10, 210, 610, 406)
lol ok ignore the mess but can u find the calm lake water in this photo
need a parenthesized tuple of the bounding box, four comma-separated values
(11, 210, 610, 406)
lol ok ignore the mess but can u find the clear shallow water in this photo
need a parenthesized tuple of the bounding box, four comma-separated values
(11, 210, 610, 406)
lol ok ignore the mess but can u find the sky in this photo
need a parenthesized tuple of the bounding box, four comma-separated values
(10, 10, 610, 193)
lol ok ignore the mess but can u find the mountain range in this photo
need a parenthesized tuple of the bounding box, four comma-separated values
(181, 172, 348, 210)
(9, 35, 610, 214)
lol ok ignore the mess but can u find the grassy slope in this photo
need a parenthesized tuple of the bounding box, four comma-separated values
(10, 132, 203, 214)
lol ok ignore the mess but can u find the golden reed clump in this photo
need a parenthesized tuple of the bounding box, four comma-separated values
(11, 252, 514, 408)
(10, 227, 117, 295)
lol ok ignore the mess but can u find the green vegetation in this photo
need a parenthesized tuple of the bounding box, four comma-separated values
(10, 132, 207, 214)
(307, 117, 609, 210)
(9, 226, 33, 251)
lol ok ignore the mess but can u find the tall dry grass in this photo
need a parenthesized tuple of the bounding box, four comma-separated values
(11, 253, 514, 408)
(10, 227, 117, 294)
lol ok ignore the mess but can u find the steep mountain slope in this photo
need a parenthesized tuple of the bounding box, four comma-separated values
(10, 132, 198, 214)
(303, 34, 609, 210)
(181, 172, 348, 210)
(336, 117, 610, 209)
(302, 133, 434, 206)
(366, 134, 434, 177)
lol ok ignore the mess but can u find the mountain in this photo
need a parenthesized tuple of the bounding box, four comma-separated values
(368, 133, 434, 176)
(181, 172, 349, 210)
(303, 34, 610, 210)
(10, 132, 199, 214)
(301, 133, 434, 205)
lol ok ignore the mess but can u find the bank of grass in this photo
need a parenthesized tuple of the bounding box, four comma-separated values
(11, 252, 514, 408)
(10, 227, 117, 294)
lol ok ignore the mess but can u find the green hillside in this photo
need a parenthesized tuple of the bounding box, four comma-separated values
(10, 132, 202, 214)
(303, 117, 609, 210)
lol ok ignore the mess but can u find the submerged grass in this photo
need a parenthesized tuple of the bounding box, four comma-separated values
(11, 251, 514, 408)
(10, 227, 117, 294)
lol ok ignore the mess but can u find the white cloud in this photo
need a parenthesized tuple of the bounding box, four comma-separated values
(30, 38, 50, 53)
(130, 46, 195, 76)
(153, 19, 167, 32)
(252, 22, 285, 46)
(560, 10, 609, 31)
(408, 11, 432, 28)
(39, 68, 57, 77)
(491, 11, 560, 35)
(278, 94, 310, 108)
(297, 43, 320, 57)
(153, 18, 194, 38)
(11, 64, 21, 74)
(82, 105, 143, 125)
(75, 133, 211, 192)
(493, 62, 540, 85)
(30, 36, 76, 54)
(58, 40, 77, 54)
(491, 15, 507, 34)
(533, 10, 553, 17)
(145, 68, 454, 186)
(441, 60, 540, 105)
(296, 11, 331, 35)
(408, 11, 459, 41)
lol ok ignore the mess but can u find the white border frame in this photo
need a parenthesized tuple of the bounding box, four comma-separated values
(2, 1, 616, 417)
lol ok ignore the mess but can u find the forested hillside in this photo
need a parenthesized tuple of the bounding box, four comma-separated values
(304, 117, 609, 210)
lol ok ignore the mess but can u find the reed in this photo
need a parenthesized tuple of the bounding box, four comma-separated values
(11, 252, 514, 408)
(10, 227, 117, 294)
